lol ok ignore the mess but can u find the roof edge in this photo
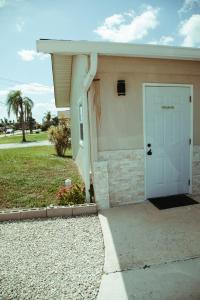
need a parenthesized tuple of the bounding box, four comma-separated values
(36, 40, 200, 61)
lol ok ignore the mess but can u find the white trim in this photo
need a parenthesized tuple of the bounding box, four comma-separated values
(189, 86, 193, 194)
(143, 83, 193, 87)
(82, 53, 98, 202)
(143, 83, 193, 199)
(37, 40, 200, 61)
(143, 84, 147, 200)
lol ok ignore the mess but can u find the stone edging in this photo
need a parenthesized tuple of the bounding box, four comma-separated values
(0, 203, 97, 222)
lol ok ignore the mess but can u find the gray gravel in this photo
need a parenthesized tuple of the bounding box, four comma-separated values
(0, 216, 104, 300)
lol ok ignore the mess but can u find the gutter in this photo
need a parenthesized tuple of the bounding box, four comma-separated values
(82, 53, 98, 202)
(37, 39, 200, 61)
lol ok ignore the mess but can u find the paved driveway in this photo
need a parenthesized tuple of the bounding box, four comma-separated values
(0, 140, 51, 149)
(98, 197, 200, 299)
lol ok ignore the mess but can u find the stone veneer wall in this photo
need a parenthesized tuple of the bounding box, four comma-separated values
(93, 149, 145, 208)
(192, 145, 200, 195)
(93, 147, 200, 209)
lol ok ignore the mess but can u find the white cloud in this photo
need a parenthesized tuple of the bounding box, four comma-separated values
(0, 0, 6, 8)
(18, 49, 49, 61)
(33, 99, 57, 122)
(0, 83, 53, 97)
(179, 0, 200, 15)
(179, 14, 200, 46)
(16, 19, 25, 32)
(160, 36, 174, 45)
(0, 102, 7, 121)
(103, 14, 125, 28)
(94, 6, 159, 42)
(0, 0, 28, 9)
(148, 35, 174, 45)
(148, 41, 157, 45)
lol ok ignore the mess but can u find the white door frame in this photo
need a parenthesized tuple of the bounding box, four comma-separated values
(143, 83, 193, 200)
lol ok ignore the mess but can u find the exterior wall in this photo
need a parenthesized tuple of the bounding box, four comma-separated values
(96, 56, 200, 151)
(70, 55, 88, 179)
(193, 146, 200, 195)
(91, 56, 200, 208)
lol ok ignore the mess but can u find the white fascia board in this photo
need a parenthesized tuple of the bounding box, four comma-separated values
(37, 40, 200, 61)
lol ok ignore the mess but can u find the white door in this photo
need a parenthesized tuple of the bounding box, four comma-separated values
(145, 85, 191, 199)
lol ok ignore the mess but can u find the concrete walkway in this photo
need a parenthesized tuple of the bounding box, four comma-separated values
(98, 198, 200, 299)
(0, 140, 51, 149)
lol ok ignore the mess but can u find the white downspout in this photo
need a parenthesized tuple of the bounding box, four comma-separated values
(82, 52, 98, 202)
(83, 53, 98, 91)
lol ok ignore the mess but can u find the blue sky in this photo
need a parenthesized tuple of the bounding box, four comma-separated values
(0, 0, 200, 122)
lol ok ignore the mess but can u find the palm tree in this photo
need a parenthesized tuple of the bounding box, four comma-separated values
(43, 111, 52, 123)
(42, 111, 52, 131)
(23, 97, 34, 133)
(6, 90, 27, 142)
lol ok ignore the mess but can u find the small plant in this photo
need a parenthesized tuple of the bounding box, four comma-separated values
(56, 184, 85, 206)
(48, 118, 71, 157)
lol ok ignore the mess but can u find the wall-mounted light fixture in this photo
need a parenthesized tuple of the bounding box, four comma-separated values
(117, 80, 126, 96)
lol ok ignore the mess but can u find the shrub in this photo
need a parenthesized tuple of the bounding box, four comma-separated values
(48, 118, 71, 156)
(56, 184, 85, 206)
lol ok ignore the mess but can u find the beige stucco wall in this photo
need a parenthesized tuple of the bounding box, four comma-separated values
(96, 56, 200, 151)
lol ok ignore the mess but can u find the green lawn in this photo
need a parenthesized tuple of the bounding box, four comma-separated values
(0, 146, 82, 209)
(0, 132, 48, 144)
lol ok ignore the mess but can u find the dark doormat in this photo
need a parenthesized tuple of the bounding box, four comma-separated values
(149, 194, 198, 210)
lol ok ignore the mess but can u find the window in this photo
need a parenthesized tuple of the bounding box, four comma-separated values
(79, 104, 83, 141)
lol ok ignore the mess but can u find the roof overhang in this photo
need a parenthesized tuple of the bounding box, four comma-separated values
(37, 39, 200, 61)
(51, 54, 72, 107)
(37, 40, 200, 108)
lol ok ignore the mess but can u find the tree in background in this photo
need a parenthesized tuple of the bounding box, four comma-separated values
(28, 115, 36, 134)
(51, 116, 59, 126)
(42, 111, 59, 131)
(43, 111, 52, 124)
(0, 118, 16, 134)
(42, 111, 52, 131)
(23, 97, 34, 133)
(0, 118, 8, 134)
(6, 90, 34, 142)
